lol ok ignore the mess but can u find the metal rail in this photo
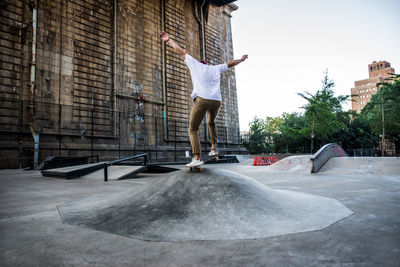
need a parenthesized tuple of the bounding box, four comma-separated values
(103, 153, 148, 182)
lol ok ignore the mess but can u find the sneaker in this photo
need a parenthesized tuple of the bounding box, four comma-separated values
(209, 149, 218, 157)
(186, 158, 204, 167)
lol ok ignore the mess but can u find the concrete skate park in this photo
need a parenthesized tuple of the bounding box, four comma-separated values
(1, 148, 399, 266)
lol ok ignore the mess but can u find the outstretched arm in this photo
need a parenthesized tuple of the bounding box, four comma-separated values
(227, 55, 248, 68)
(160, 32, 186, 59)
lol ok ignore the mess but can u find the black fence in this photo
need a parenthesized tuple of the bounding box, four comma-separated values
(243, 132, 382, 157)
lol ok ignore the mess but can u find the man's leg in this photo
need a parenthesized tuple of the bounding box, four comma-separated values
(189, 98, 208, 160)
(207, 100, 222, 153)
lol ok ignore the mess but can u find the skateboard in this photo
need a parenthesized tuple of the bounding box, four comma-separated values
(188, 155, 219, 172)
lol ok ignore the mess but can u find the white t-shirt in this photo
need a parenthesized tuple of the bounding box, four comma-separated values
(184, 54, 228, 101)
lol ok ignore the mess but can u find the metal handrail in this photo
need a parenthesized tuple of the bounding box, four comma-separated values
(103, 153, 147, 182)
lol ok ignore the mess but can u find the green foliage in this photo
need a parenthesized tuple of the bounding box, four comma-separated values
(298, 71, 349, 143)
(244, 113, 309, 154)
(280, 112, 309, 152)
(247, 116, 267, 154)
(240, 72, 399, 155)
(361, 79, 400, 153)
(264, 116, 283, 153)
(329, 111, 378, 150)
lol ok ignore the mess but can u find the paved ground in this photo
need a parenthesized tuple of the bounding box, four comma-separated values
(0, 156, 399, 266)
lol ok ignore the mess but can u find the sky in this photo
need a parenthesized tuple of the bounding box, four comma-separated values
(231, 0, 400, 131)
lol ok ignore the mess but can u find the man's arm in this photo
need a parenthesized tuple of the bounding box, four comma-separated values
(160, 32, 186, 59)
(227, 55, 248, 68)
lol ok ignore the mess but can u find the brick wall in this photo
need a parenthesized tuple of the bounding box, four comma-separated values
(0, 0, 242, 168)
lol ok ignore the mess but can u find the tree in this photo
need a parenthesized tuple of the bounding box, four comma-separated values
(264, 116, 283, 153)
(248, 116, 267, 154)
(361, 78, 400, 155)
(280, 112, 309, 153)
(328, 111, 378, 154)
(298, 71, 349, 151)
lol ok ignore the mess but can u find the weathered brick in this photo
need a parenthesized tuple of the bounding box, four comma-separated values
(0, 0, 241, 168)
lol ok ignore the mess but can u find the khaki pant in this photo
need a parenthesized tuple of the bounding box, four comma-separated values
(189, 97, 221, 155)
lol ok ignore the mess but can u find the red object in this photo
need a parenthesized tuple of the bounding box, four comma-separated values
(253, 156, 278, 166)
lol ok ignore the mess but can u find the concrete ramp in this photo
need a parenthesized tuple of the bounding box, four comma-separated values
(58, 168, 352, 241)
(311, 143, 347, 173)
(41, 162, 106, 179)
(318, 157, 400, 175)
(267, 155, 312, 173)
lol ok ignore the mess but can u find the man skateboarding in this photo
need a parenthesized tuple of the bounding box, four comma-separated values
(160, 31, 248, 168)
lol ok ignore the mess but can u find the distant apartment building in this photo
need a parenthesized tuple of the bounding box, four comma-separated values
(351, 61, 395, 113)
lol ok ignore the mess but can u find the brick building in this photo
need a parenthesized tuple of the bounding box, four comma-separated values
(0, 0, 243, 168)
(351, 61, 395, 113)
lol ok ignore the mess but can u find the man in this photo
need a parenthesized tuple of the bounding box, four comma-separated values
(160, 31, 248, 167)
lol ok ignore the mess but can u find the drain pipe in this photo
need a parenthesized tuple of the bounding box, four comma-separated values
(28, 0, 39, 168)
(161, 0, 168, 140)
(193, 0, 206, 60)
(193, 0, 209, 141)
(199, 0, 206, 61)
(112, 0, 118, 136)
(199, 0, 209, 142)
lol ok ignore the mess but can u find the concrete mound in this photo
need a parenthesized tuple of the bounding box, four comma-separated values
(58, 168, 352, 241)
(267, 155, 312, 173)
(319, 157, 400, 175)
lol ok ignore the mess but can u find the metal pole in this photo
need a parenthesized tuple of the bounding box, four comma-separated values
(155, 116, 158, 161)
(311, 135, 314, 154)
(29, 0, 39, 168)
(161, 0, 168, 140)
(91, 109, 94, 159)
(199, 0, 206, 61)
(104, 163, 108, 182)
(112, 0, 118, 136)
(311, 114, 315, 154)
(118, 111, 121, 159)
(175, 120, 177, 162)
(18, 100, 23, 168)
(58, 104, 61, 156)
(381, 84, 385, 157)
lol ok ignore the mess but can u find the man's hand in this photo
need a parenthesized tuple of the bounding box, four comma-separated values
(227, 54, 249, 68)
(160, 32, 170, 42)
(160, 31, 186, 59)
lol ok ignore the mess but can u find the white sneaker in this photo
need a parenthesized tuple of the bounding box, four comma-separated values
(186, 158, 204, 167)
(209, 149, 218, 157)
